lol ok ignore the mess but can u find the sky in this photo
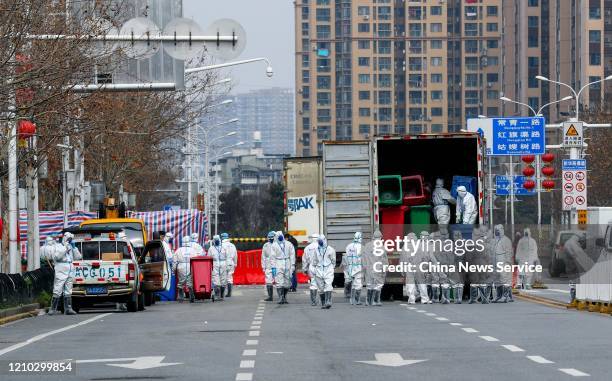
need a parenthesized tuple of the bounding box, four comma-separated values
(183, 0, 294, 95)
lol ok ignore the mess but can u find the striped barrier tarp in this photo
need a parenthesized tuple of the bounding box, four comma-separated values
(127, 210, 207, 250)
(233, 248, 309, 285)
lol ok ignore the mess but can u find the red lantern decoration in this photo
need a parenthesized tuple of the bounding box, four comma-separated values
(541, 166, 555, 177)
(17, 120, 36, 139)
(541, 152, 555, 163)
(521, 155, 536, 164)
(522, 165, 536, 177)
(542, 180, 555, 189)
(523, 179, 536, 190)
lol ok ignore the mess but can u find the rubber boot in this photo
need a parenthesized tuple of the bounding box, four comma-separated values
(455, 287, 463, 304)
(47, 296, 60, 315)
(374, 290, 382, 306)
(354, 289, 362, 305)
(427, 285, 433, 301)
(320, 293, 326, 309)
(468, 285, 478, 304)
(507, 286, 514, 302)
(492, 285, 504, 303)
(277, 288, 284, 304)
(214, 286, 220, 300)
(265, 285, 273, 301)
(344, 281, 352, 299)
(178, 288, 185, 302)
(441, 288, 450, 304)
(325, 291, 332, 309)
(310, 289, 318, 306)
(432, 286, 440, 303)
(226, 283, 232, 298)
(480, 285, 490, 304)
(189, 288, 195, 303)
(366, 289, 373, 306)
(500, 286, 510, 303)
(283, 288, 289, 304)
(64, 296, 77, 315)
(349, 289, 355, 305)
(219, 286, 225, 301)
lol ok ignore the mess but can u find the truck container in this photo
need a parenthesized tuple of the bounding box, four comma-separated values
(284, 157, 324, 248)
(322, 133, 487, 297)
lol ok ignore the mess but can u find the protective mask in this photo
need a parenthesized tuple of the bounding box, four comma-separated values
(524, 231, 529, 237)
(495, 231, 500, 237)
(268, 238, 274, 243)
(214, 239, 220, 246)
(318, 239, 325, 247)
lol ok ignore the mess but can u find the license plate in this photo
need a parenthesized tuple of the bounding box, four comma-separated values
(74, 264, 127, 284)
(86, 286, 107, 295)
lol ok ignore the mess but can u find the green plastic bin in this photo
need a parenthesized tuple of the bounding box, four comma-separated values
(379, 175, 403, 206)
(410, 205, 432, 232)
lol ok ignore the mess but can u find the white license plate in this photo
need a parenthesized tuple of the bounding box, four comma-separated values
(74, 264, 127, 284)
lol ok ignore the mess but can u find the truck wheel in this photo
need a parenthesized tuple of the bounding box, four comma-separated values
(127, 292, 138, 312)
(144, 292, 153, 306)
(138, 293, 145, 311)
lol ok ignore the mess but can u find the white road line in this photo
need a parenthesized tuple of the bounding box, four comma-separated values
(242, 349, 257, 356)
(254, 316, 263, 320)
(417, 310, 426, 313)
(246, 340, 258, 346)
(240, 360, 255, 368)
(559, 368, 590, 377)
(479, 336, 499, 342)
(249, 331, 260, 337)
(407, 307, 416, 310)
(249, 326, 261, 330)
(435, 317, 449, 321)
(400, 303, 407, 306)
(527, 355, 554, 364)
(0, 313, 111, 357)
(501, 345, 525, 352)
(236, 373, 253, 381)
(462, 328, 479, 333)
(425, 313, 437, 317)
(251, 321, 260, 325)
(450, 323, 463, 326)
(255, 314, 263, 317)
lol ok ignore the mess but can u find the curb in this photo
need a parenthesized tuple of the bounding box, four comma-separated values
(0, 310, 40, 326)
(515, 293, 569, 309)
(0, 303, 41, 326)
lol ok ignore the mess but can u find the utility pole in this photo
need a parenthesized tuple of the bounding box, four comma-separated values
(8, 106, 19, 274)
(26, 136, 40, 270)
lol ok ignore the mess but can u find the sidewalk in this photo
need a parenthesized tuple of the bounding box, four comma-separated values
(515, 273, 571, 305)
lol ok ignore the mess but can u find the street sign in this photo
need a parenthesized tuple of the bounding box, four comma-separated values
(495, 175, 536, 196)
(577, 210, 587, 225)
(562, 159, 587, 211)
(467, 117, 546, 156)
(562, 121, 584, 148)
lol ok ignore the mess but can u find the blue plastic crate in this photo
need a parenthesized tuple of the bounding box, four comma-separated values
(450, 176, 478, 199)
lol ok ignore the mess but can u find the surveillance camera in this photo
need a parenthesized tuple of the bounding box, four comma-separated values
(266, 66, 274, 78)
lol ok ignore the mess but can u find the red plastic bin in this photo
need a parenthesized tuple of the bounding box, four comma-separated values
(380, 205, 409, 241)
(402, 175, 428, 206)
(190, 256, 213, 301)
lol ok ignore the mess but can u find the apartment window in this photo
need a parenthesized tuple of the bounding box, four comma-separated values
(487, 39, 499, 49)
(358, 23, 370, 33)
(430, 6, 442, 16)
(486, 23, 498, 32)
(379, 125, 391, 134)
(358, 91, 370, 100)
(302, 7, 309, 20)
(486, 107, 499, 117)
(378, 74, 392, 87)
(358, 6, 370, 16)
(465, 40, 478, 53)
(379, 57, 392, 71)
(358, 74, 370, 84)
(528, 97, 539, 111)
(528, 16, 539, 47)
(379, 108, 392, 121)
(465, 23, 478, 37)
(409, 23, 422, 37)
(317, 126, 330, 140)
(378, 6, 391, 20)
(409, 125, 422, 134)
(302, 70, 310, 83)
(431, 91, 443, 101)
(317, 109, 331, 123)
(431, 73, 443, 83)
(431, 107, 443, 117)
(487, 56, 499, 66)
(317, 92, 331, 106)
(358, 40, 370, 49)
(409, 91, 423, 104)
(465, 108, 479, 118)
(408, 74, 422, 87)
(465, 56, 478, 70)
(589, 76, 602, 89)
(589, 30, 601, 42)
(431, 23, 443, 33)
(589, 30, 602, 65)
(316, 0, 330, 5)
(316, 8, 330, 22)
(486, 73, 499, 83)
(359, 124, 370, 134)
(378, 91, 392, 105)
(359, 108, 370, 117)
(317, 58, 330, 72)
(302, 23, 309, 36)
(528, 0, 538, 6)
(317, 75, 331, 89)
(302, 86, 310, 99)
(316, 25, 331, 39)
(430, 40, 442, 49)
(302, 54, 310, 68)
(431, 124, 443, 133)
(408, 7, 422, 20)
(431, 57, 443, 67)
(465, 90, 479, 104)
(358, 57, 370, 67)
(302, 101, 310, 111)
(408, 57, 422, 71)
(378, 40, 392, 54)
(589, 0, 601, 19)
(528, 57, 539, 87)
(487, 6, 498, 16)
(302, 116, 311, 128)
(487, 90, 499, 99)
(465, 74, 478, 87)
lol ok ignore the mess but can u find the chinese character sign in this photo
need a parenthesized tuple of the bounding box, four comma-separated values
(492, 117, 546, 156)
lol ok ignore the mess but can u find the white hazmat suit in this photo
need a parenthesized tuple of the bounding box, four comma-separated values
(271, 232, 296, 304)
(47, 232, 82, 315)
(432, 178, 456, 225)
(262, 231, 276, 301)
(515, 228, 539, 289)
(456, 186, 478, 224)
(222, 235, 238, 297)
(173, 236, 199, 302)
(344, 232, 363, 305)
(209, 235, 228, 300)
(363, 230, 387, 306)
(302, 234, 319, 306)
(491, 225, 513, 303)
(313, 234, 335, 309)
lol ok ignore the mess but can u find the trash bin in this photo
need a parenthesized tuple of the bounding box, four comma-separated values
(409, 205, 432, 233)
(379, 175, 403, 206)
(381, 206, 409, 241)
(451, 176, 478, 199)
(402, 175, 427, 206)
(191, 256, 213, 301)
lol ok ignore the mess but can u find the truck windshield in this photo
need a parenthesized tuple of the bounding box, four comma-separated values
(83, 222, 144, 249)
(76, 241, 132, 260)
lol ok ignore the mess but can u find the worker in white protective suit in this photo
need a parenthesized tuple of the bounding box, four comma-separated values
(262, 231, 276, 301)
(456, 186, 477, 224)
(47, 232, 82, 315)
(313, 234, 336, 309)
(344, 232, 364, 306)
(451, 230, 466, 303)
(432, 178, 456, 225)
(401, 232, 419, 304)
(430, 231, 452, 304)
(302, 233, 320, 306)
(515, 228, 539, 289)
(363, 230, 388, 306)
(491, 225, 514, 303)
(209, 235, 228, 300)
(271, 231, 296, 304)
(190, 233, 205, 256)
(414, 232, 436, 304)
(40, 236, 56, 265)
(173, 236, 197, 303)
(162, 232, 174, 264)
(221, 233, 238, 297)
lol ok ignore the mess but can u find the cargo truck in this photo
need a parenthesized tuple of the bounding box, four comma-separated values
(321, 133, 488, 298)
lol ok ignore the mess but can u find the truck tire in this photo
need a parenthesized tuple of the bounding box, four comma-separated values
(127, 292, 138, 312)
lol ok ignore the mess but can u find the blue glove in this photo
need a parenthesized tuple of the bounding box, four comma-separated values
(271, 267, 277, 277)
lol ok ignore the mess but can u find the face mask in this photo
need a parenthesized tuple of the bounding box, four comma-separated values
(524, 232, 529, 237)
(268, 238, 274, 243)
(495, 231, 500, 237)
(278, 235, 284, 242)
(214, 239, 220, 246)
(318, 239, 325, 247)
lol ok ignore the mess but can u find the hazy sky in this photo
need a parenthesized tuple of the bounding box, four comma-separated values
(183, 0, 294, 94)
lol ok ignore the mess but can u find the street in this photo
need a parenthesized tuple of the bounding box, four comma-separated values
(0, 286, 609, 380)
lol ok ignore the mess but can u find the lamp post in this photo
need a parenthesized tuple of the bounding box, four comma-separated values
(185, 57, 274, 77)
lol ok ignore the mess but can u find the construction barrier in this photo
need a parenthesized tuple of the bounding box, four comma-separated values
(574, 250, 612, 313)
(233, 248, 308, 285)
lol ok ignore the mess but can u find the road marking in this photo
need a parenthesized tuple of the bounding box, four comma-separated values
(416, 310, 426, 313)
(559, 368, 590, 377)
(254, 316, 262, 320)
(479, 336, 499, 342)
(236, 373, 253, 381)
(425, 313, 437, 317)
(249, 331, 260, 337)
(462, 328, 478, 333)
(407, 307, 416, 310)
(240, 360, 255, 368)
(246, 340, 258, 346)
(265, 352, 283, 354)
(435, 317, 449, 321)
(0, 313, 111, 357)
(250, 326, 261, 330)
(450, 323, 463, 326)
(242, 349, 257, 356)
(255, 313, 263, 317)
(501, 344, 525, 352)
(356, 353, 428, 367)
(527, 355, 554, 364)
(76, 356, 181, 370)
(251, 321, 260, 325)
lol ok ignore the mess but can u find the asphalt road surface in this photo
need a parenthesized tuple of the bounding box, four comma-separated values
(0, 286, 610, 380)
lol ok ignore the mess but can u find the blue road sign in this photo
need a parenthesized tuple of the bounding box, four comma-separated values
(492, 117, 546, 156)
(562, 159, 586, 171)
(495, 175, 536, 196)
